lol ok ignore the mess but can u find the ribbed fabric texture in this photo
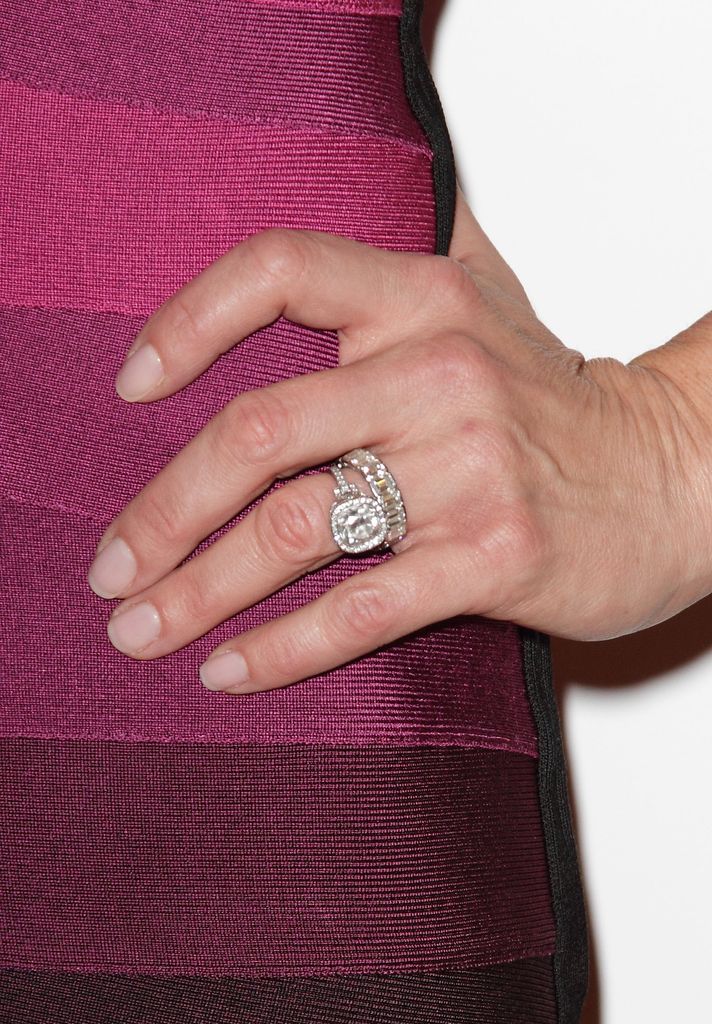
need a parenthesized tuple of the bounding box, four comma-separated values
(0, 495, 538, 752)
(0, 959, 558, 1023)
(1, 740, 555, 974)
(0, 7, 539, 756)
(0, 1, 417, 143)
(1, 1, 564, 1020)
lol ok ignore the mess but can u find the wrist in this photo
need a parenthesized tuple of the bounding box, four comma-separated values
(628, 309, 712, 430)
(624, 316, 712, 621)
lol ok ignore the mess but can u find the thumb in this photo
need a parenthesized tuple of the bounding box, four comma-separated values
(448, 180, 533, 309)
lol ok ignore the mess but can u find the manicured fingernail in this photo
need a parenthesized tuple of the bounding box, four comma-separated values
(87, 537, 137, 598)
(200, 651, 250, 692)
(107, 600, 161, 654)
(115, 343, 164, 401)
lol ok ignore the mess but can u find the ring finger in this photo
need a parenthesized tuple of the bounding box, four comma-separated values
(105, 446, 433, 660)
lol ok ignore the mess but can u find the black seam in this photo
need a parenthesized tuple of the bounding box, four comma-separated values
(398, 4, 589, 1020)
(521, 629, 590, 1023)
(398, 0, 456, 255)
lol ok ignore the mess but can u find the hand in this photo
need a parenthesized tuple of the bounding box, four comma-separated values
(86, 184, 712, 694)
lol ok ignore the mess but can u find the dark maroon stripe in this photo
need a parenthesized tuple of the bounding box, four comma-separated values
(0, 957, 557, 1023)
(0, 0, 423, 146)
(0, 740, 555, 975)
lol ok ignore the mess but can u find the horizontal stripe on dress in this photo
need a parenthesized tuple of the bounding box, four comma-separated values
(0, 492, 538, 754)
(0, 740, 555, 975)
(247, 0, 402, 13)
(0, 957, 557, 1023)
(1, 78, 433, 316)
(0, 1, 418, 144)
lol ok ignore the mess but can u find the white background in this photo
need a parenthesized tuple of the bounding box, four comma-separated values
(429, 2, 712, 1021)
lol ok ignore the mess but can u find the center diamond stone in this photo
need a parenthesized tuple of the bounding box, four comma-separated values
(331, 495, 387, 554)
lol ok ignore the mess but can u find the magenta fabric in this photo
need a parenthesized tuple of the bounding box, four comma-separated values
(1, 0, 559, 1007)
(0, 38, 539, 755)
(230, 0, 402, 12)
(1, 79, 432, 315)
(0, 494, 538, 752)
(248, 0, 402, 12)
(0, 739, 555, 975)
(0, 1, 417, 142)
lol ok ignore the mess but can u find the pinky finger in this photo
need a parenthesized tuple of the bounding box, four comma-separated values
(198, 539, 469, 695)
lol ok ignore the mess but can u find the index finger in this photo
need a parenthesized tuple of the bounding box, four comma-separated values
(115, 228, 464, 402)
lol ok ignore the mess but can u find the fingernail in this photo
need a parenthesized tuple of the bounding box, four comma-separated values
(199, 651, 250, 692)
(107, 600, 161, 654)
(88, 537, 137, 598)
(115, 343, 164, 401)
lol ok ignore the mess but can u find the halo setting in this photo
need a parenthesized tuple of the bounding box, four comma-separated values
(328, 450, 406, 556)
(330, 493, 388, 554)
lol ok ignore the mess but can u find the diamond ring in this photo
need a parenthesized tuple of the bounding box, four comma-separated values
(328, 447, 407, 555)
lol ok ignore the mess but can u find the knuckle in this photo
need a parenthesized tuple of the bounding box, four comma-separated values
(409, 332, 489, 397)
(428, 254, 482, 312)
(246, 227, 308, 287)
(258, 629, 300, 683)
(486, 500, 547, 583)
(256, 487, 324, 565)
(220, 388, 292, 467)
(509, 507, 547, 570)
(161, 287, 206, 350)
(455, 496, 546, 617)
(170, 564, 219, 625)
(330, 581, 397, 647)
(136, 484, 191, 550)
(466, 419, 513, 473)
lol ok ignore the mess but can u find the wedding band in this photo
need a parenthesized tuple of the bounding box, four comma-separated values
(328, 447, 407, 555)
(340, 448, 407, 545)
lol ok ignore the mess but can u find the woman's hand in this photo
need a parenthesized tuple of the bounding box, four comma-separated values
(86, 184, 712, 694)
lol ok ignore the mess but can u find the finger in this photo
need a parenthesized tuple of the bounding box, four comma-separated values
(88, 337, 464, 601)
(103, 453, 432, 661)
(115, 227, 453, 402)
(196, 537, 470, 695)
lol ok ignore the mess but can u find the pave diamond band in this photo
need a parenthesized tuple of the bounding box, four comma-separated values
(328, 448, 407, 555)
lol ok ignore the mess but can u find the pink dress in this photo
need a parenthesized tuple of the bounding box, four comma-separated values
(0, 0, 587, 1020)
